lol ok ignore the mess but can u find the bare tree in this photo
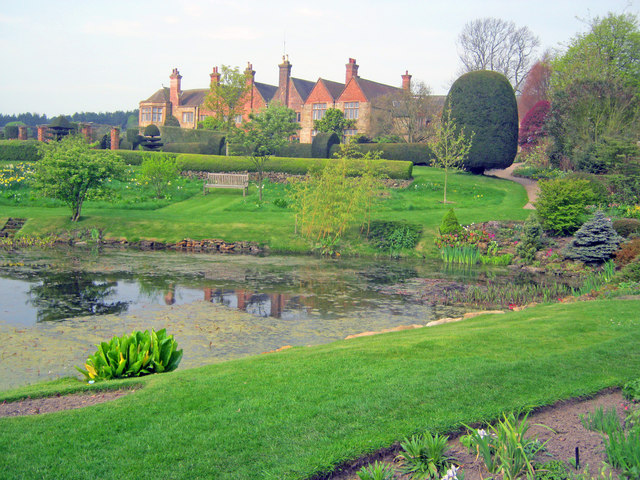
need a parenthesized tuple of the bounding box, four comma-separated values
(457, 18, 540, 93)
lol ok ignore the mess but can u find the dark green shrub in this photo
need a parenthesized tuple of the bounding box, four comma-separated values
(311, 132, 340, 158)
(0, 140, 42, 162)
(142, 124, 163, 151)
(445, 70, 518, 173)
(4, 125, 19, 139)
(144, 124, 160, 136)
(565, 211, 622, 263)
(617, 258, 640, 282)
(516, 214, 543, 263)
(623, 377, 640, 402)
(115, 150, 177, 166)
(329, 143, 433, 165)
(535, 178, 599, 235)
(613, 218, 640, 238)
(439, 209, 463, 235)
(277, 143, 313, 158)
(159, 126, 225, 154)
(126, 128, 144, 150)
(164, 115, 180, 127)
(576, 137, 640, 174)
(176, 153, 413, 179)
(76, 328, 183, 381)
(605, 173, 640, 205)
(163, 142, 218, 155)
(366, 220, 422, 250)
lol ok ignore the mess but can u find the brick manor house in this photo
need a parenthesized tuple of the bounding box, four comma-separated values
(139, 57, 413, 143)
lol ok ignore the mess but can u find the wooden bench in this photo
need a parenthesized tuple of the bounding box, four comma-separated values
(203, 173, 249, 197)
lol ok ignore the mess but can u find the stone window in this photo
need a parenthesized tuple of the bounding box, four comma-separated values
(141, 107, 152, 122)
(182, 112, 194, 123)
(312, 103, 327, 120)
(199, 114, 208, 122)
(344, 102, 359, 120)
(152, 107, 163, 123)
(234, 114, 243, 124)
(296, 112, 301, 122)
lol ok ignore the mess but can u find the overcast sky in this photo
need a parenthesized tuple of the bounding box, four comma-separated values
(1, 0, 637, 116)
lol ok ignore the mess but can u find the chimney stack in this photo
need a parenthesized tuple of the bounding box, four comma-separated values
(244, 62, 255, 86)
(402, 70, 412, 91)
(279, 55, 292, 106)
(345, 58, 359, 84)
(169, 68, 182, 107)
(210, 66, 221, 85)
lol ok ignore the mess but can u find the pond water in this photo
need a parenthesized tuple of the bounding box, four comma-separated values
(0, 248, 547, 390)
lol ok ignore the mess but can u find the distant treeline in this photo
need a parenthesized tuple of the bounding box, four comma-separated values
(0, 110, 139, 128)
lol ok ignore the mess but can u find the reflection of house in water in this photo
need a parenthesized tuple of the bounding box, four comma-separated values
(203, 288, 308, 319)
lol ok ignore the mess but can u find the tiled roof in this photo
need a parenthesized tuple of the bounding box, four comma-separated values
(179, 89, 209, 107)
(356, 78, 401, 101)
(254, 82, 278, 102)
(318, 78, 345, 100)
(291, 78, 316, 102)
(143, 88, 170, 103)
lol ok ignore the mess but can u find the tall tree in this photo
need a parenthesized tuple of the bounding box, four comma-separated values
(370, 81, 439, 143)
(457, 17, 540, 93)
(428, 107, 474, 204)
(517, 56, 552, 121)
(203, 65, 252, 132)
(231, 104, 299, 202)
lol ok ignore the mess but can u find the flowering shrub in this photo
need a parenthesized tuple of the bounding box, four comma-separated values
(434, 228, 492, 249)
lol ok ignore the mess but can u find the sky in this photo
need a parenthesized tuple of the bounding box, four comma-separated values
(1, 0, 637, 117)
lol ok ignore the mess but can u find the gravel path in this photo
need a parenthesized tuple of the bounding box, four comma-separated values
(485, 162, 539, 209)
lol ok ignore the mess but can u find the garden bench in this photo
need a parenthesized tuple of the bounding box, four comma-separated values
(203, 173, 249, 197)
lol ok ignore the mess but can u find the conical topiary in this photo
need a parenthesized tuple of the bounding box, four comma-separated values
(564, 210, 622, 263)
(439, 208, 463, 235)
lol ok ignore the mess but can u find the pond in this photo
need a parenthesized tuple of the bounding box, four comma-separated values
(0, 248, 553, 390)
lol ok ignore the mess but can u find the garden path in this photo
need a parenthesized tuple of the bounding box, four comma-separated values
(485, 162, 539, 209)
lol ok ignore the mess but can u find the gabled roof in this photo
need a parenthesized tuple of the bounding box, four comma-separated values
(254, 82, 278, 102)
(291, 78, 316, 102)
(143, 88, 170, 103)
(355, 78, 400, 101)
(179, 89, 209, 107)
(318, 78, 345, 100)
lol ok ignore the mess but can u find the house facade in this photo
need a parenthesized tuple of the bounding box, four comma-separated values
(139, 58, 412, 143)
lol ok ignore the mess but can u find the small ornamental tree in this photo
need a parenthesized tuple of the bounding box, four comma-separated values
(34, 135, 125, 221)
(564, 210, 622, 263)
(314, 108, 356, 138)
(534, 178, 599, 235)
(428, 106, 474, 203)
(142, 124, 163, 151)
(445, 70, 519, 173)
(516, 213, 543, 263)
(140, 153, 178, 198)
(518, 100, 550, 154)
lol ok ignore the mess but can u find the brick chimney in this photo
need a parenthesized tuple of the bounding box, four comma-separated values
(244, 62, 255, 87)
(110, 127, 120, 150)
(170, 68, 182, 107)
(210, 66, 221, 85)
(279, 55, 292, 106)
(402, 70, 412, 91)
(345, 58, 359, 84)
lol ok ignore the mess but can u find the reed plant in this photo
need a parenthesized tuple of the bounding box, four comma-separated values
(440, 245, 481, 265)
(446, 282, 572, 308)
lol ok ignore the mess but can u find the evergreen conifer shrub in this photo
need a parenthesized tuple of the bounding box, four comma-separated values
(565, 211, 622, 263)
(516, 214, 543, 263)
(439, 209, 463, 235)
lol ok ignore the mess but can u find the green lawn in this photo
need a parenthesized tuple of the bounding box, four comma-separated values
(0, 166, 530, 254)
(1, 299, 638, 479)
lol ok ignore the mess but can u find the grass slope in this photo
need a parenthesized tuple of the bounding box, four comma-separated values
(1, 166, 529, 253)
(1, 300, 638, 479)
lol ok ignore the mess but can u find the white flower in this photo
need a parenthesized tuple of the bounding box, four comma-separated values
(477, 428, 488, 438)
(440, 465, 460, 480)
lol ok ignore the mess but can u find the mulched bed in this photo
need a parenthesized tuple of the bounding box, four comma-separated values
(0, 389, 134, 417)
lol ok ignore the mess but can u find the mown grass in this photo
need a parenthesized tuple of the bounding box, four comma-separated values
(0, 164, 529, 254)
(1, 299, 638, 479)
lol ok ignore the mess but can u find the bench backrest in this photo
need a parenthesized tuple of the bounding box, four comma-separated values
(206, 173, 248, 185)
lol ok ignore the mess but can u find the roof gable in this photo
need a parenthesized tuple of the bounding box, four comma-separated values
(305, 78, 345, 105)
(291, 78, 316, 102)
(338, 77, 400, 103)
(179, 89, 209, 107)
(254, 82, 278, 103)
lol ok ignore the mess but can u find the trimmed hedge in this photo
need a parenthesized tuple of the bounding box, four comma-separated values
(0, 140, 41, 162)
(311, 132, 340, 158)
(176, 153, 413, 179)
(160, 126, 225, 148)
(329, 143, 433, 165)
(277, 143, 313, 158)
(163, 142, 220, 155)
(115, 150, 177, 166)
(4, 126, 19, 140)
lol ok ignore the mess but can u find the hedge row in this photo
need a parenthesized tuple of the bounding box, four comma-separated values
(159, 126, 226, 147)
(163, 142, 221, 155)
(115, 150, 177, 166)
(328, 142, 433, 165)
(0, 140, 41, 162)
(277, 143, 313, 158)
(175, 153, 413, 179)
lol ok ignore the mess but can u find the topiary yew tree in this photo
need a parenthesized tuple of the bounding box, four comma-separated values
(445, 70, 519, 174)
(142, 124, 163, 151)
